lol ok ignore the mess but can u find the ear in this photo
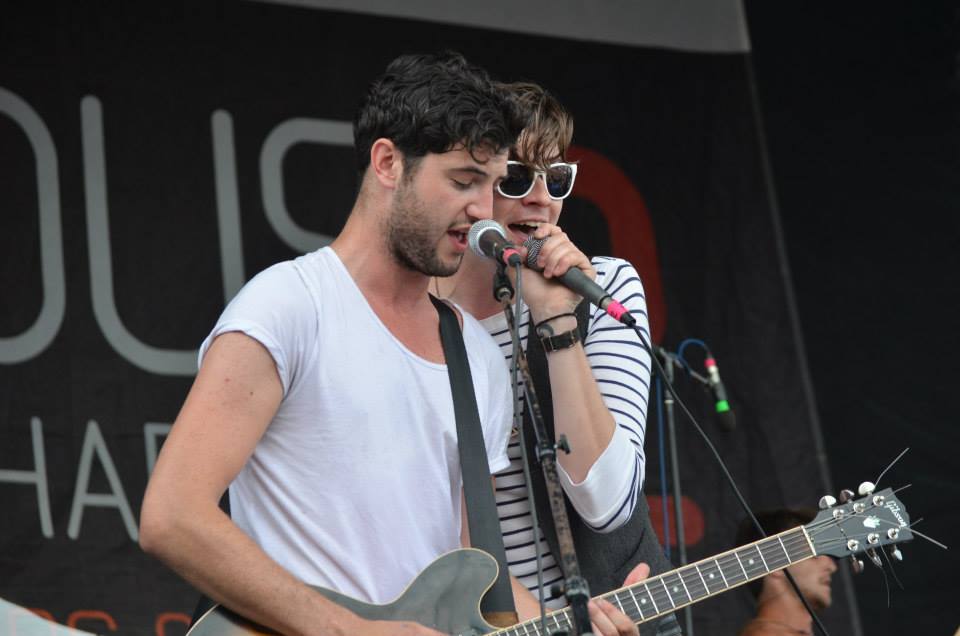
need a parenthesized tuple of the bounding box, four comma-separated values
(369, 138, 404, 189)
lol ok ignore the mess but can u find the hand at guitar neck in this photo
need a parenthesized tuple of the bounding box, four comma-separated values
(587, 563, 650, 636)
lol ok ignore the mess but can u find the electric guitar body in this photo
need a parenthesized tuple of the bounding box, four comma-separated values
(188, 548, 499, 635)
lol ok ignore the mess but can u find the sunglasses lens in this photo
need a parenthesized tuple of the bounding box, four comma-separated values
(498, 163, 534, 197)
(545, 164, 575, 199)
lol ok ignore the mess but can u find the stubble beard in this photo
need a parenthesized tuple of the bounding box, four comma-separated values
(385, 181, 461, 278)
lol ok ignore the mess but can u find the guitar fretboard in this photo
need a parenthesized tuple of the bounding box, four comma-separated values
(491, 526, 814, 635)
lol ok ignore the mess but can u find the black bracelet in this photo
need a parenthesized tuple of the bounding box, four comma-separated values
(533, 312, 577, 337)
(540, 327, 581, 353)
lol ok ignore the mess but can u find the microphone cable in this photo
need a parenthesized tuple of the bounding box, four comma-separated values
(620, 315, 832, 636)
(496, 262, 552, 635)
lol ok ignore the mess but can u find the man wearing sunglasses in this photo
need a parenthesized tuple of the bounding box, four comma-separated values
(436, 82, 680, 636)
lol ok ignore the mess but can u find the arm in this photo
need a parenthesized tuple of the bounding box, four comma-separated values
(140, 333, 440, 636)
(520, 225, 650, 531)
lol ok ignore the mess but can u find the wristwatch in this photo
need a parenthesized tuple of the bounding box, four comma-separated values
(538, 327, 581, 353)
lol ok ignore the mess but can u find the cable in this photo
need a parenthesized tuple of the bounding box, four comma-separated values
(631, 325, 832, 636)
(655, 375, 672, 561)
(499, 264, 551, 634)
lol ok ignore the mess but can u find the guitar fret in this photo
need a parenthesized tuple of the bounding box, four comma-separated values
(694, 563, 709, 596)
(660, 577, 676, 609)
(738, 546, 767, 580)
(627, 587, 646, 620)
(642, 582, 660, 613)
(677, 568, 693, 601)
(612, 592, 626, 614)
(699, 560, 724, 594)
(798, 527, 816, 559)
(716, 559, 729, 587)
(755, 543, 770, 572)
(760, 537, 789, 570)
(662, 571, 690, 606)
(733, 551, 749, 580)
(777, 535, 791, 563)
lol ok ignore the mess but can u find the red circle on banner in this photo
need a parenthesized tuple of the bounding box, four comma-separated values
(568, 145, 665, 342)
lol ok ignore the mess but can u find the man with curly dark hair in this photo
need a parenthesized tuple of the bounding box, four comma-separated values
(140, 52, 524, 635)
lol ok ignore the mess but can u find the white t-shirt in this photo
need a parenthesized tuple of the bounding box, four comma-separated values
(198, 247, 512, 604)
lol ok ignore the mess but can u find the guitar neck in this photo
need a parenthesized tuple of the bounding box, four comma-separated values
(492, 527, 815, 635)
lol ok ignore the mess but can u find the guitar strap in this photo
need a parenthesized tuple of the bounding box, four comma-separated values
(431, 295, 518, 627)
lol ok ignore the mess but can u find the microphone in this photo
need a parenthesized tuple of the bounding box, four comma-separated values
(523, 237, 634, 326)
(468, 220, 521, 266)
(704, 354, 736, 431)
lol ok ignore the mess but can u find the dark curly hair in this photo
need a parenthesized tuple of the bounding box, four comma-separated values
(353, 51, 524, 178)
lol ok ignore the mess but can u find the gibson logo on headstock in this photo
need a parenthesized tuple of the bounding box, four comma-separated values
(885, 500, 908, 528)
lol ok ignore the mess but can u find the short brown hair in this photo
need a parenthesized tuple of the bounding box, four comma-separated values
(498, 81, 574, 169)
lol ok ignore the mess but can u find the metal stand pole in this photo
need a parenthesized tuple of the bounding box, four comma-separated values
(661, 358, 693, 636)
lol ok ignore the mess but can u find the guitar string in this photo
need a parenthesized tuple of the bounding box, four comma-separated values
(497, 496, 909, 633)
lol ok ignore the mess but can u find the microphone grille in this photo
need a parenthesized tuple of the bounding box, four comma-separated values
(467, 220, 507, 257)
(522, 237, 546, 267)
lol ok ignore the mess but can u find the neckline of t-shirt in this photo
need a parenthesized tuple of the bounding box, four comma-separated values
(320, 246, 450, 371)
(477, 300, 528, 335)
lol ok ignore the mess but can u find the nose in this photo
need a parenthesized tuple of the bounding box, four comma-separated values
(821, 556, 838, 573)
(521, 173, 552, 207)
(467, 185, 495, 222)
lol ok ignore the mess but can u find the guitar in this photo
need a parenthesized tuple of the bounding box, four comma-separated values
(188, 487, 912, 635)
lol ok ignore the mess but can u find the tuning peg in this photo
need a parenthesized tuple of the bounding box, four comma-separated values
(818, 495, 837, 509)
(849, 556, 864, 574)
(886, 545, 903, 561)
(858, 481, 876, 496)
(838, 489, 855, 503)
(866, 549, 883, 568)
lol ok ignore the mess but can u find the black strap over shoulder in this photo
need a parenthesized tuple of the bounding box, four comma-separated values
(430, 295, 516, 624)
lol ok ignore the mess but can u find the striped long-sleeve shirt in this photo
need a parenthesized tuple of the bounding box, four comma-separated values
(479, 256, 652, 607)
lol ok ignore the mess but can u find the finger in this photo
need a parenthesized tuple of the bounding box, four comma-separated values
(588, 599, 619, 636)
(592, 598, 639, 635)
(542, 243, 589, 279)
(623, 562, 651, 586)
(532, 222, 562, 240)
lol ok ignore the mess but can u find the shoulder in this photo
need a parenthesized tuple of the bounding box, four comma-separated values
(228, 249, 340, 318)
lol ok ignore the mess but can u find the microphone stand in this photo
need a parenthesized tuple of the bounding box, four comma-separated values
(497, 262, 593, 636)
(654, 346, 709, 636)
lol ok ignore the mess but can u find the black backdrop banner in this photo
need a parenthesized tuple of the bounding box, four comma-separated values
(1, 3, 857, 634)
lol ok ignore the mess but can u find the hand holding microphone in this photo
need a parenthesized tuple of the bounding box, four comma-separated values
(467, 220, 635, 325)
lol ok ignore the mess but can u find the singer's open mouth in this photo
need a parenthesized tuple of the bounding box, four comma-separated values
(448, 229, 468, 248)
(508, 221, 541, 241)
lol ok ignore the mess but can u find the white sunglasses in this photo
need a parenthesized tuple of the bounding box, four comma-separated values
(496, 161, 578, 200)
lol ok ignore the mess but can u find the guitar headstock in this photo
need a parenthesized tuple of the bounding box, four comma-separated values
(804, 486, 912, 562)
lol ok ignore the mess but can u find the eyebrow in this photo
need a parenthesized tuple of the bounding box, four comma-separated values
(449, 165, 508, 181)
(449, 166, 489, 177)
